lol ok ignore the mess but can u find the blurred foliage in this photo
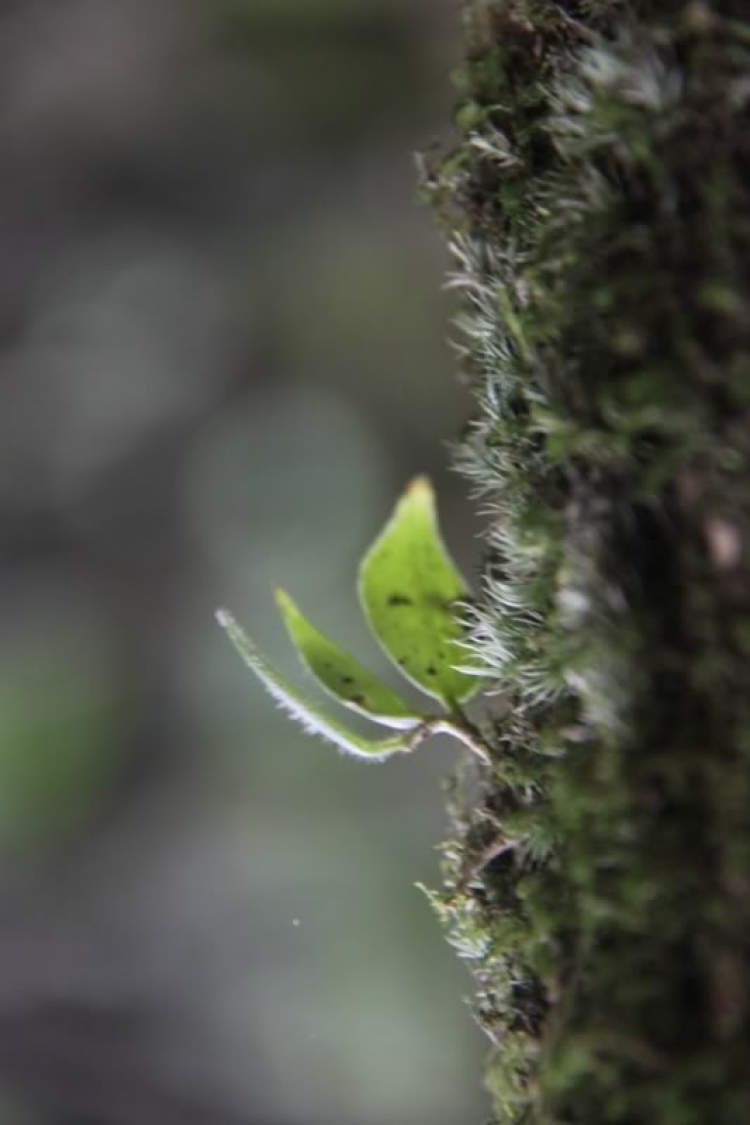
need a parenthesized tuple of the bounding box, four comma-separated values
(0, 655, 120, 850)
(207, 0, 449, 137)
(0, 1, 485, 1123)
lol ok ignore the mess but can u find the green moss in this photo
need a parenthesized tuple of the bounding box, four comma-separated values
(426, 2, 750, 1121)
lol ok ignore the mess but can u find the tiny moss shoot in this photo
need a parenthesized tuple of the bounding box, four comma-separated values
(218, 477, 489, 762)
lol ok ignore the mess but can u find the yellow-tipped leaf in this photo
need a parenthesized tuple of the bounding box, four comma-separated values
(358, 477, 479, 708)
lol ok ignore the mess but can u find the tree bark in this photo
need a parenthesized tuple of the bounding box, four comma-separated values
(425, 3, 750, 1121)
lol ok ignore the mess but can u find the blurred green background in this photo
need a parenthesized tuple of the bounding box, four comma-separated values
(0, 2, 486, 1123)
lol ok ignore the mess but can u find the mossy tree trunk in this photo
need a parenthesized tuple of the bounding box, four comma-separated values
(425, 3, 750, 1122)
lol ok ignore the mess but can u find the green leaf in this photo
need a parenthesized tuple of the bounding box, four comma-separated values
(274, 589, 423, 729)
(358, 476, 479, 707)
(216, 609, 409, 760)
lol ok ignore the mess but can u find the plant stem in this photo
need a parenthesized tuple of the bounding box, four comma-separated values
(407, 717, 492, 764)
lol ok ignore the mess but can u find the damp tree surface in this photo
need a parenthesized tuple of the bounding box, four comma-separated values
(418, 2, 750, 1123)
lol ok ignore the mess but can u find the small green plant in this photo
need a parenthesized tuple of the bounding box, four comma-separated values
(217, 476, 491, 762)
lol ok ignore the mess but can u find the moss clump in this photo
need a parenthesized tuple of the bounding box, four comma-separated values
(424, 2, 750, 1122)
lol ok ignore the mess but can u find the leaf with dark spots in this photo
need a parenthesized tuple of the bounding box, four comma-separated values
(274, 589, 423, 729)
(358, 476, 480, 707)
(216, 611, 410, 760)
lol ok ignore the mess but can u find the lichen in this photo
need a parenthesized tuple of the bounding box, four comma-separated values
(425, 2, 750, 1121)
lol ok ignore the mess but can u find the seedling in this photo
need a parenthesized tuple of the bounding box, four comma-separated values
(217, 477, 491, 763)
